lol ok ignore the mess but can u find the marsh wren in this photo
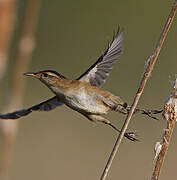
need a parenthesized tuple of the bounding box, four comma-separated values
(0, 30, 161, 141)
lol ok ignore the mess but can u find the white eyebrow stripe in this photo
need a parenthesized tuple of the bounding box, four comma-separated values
(47, 72, 59, 77)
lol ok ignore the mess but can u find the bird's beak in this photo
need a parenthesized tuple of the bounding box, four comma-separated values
(24, 72, 37, 78)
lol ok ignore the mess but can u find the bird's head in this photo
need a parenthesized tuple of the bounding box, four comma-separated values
(24, 70, 66, 87)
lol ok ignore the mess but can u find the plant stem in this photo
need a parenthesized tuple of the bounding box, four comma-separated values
(151, 78, 177, 180)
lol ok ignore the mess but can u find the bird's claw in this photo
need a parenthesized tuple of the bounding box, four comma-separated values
(125, 131, 139, 142)
(141, 109, 163, 120)
(141, 111, 158, 120)
(151, 109, 163, 114)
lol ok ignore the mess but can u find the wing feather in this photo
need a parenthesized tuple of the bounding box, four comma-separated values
(0, 96, 63, 119)
(77, 30, 123, 87)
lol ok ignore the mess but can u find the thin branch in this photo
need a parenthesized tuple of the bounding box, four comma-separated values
(152, 78, 177, 180)
(100, 1, 177, 180)
(0, 0, 41, 179)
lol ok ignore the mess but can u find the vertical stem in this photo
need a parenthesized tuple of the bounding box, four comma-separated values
(151, 78, 177, 180)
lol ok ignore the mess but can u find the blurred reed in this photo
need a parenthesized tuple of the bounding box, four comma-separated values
(0, 0, 41, 179)
(0, 0, 16, 79)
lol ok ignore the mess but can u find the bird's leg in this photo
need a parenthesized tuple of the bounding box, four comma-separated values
(115, 103, 163, 120)
(133, 108, 163, 120)
(86, 114, 139, 142)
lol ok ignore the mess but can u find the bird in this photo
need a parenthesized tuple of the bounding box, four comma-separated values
(0, 29, 161, 141)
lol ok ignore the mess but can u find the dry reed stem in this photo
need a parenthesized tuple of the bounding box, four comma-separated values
(0, 0, 16, 79)
(151, 78, 177, 180)
(100, 1, 177, 180)
(0, 0, 41, 179)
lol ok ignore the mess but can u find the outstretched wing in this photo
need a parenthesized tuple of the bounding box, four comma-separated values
(77, 30, 123, 87)
(0, 96, 63, 119)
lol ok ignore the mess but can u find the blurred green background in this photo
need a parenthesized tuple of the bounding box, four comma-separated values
(1, 0, 177, 179)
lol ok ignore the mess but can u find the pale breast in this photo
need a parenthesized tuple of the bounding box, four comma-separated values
(65, 88, 109, 114)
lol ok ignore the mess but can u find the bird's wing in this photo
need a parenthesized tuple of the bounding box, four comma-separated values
(0, 96, 63, 119)
(77, 30, 123, 87)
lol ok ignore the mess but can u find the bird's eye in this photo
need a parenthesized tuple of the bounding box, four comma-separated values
(43, 73, 48, 78)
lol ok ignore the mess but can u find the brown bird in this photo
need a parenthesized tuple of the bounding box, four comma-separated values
(0, 30, 160, 141)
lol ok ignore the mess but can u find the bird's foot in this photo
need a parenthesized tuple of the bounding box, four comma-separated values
(124, 131, 139, 142)
(108, 123, 139, 142)
(138, 109, 163, 120)
(117, 104, 163, 120)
